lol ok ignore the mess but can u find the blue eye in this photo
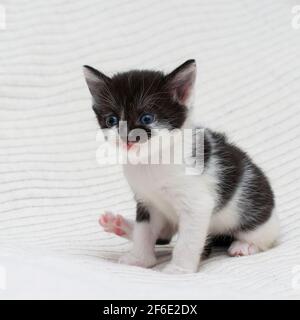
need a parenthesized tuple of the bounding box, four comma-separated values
(140, 113, 155, 125)
(106, 115, 118, 127)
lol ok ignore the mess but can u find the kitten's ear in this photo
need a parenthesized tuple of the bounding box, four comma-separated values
(165, 59, 196, 106)
(83, 65, 111, 97)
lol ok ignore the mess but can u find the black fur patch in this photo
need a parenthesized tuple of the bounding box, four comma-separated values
(210, 131, 245, 209)
(238, 158, 275, 231)
(136, 202, 150, 222)
(205, 129, 275, 231)
(155, 238, 171, 245)
(202, 235, 235, 258)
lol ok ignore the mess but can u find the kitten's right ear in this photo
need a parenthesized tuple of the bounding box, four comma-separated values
(83, 65, 111, 97)
(165, 59, 196, 107)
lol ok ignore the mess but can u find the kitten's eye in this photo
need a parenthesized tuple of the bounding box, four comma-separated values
(106, 115, 119, 127)
(140, 113, 155, 125)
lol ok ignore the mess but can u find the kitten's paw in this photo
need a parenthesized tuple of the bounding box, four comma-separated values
(162, 263, 196, 274)
(228, 240, 259, 257)
(119, 252, 157, 268)
(99, 211, 133, 238)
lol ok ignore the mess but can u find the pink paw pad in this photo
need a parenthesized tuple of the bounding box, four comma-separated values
(99, 212, 131, 238)
(228, 241, 259, 257)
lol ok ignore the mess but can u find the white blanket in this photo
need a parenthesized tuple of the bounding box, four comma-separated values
(0, 0, 300, 299)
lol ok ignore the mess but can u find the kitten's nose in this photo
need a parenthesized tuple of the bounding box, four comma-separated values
(125, 135, 139, 150)
(126, 142, 135, 150)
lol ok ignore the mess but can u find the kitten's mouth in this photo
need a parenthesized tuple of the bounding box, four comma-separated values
(119, 136, 150, 151)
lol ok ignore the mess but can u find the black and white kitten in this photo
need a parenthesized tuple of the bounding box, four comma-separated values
(83, 60, 279, 274)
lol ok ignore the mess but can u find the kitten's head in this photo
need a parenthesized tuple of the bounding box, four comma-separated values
(83, 60, 196, 148)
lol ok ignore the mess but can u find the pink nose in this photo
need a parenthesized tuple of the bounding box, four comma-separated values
(126, 142, 135, 150)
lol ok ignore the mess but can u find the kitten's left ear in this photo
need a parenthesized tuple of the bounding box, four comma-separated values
(83, 65, 111, 97)
(165, 59, 196, 106)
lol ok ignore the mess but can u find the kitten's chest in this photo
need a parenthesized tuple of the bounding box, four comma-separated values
(123, 163, 180, 212)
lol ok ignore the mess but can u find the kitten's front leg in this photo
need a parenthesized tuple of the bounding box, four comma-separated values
(119, 203, 164, 268)
(163, 190, 214, 274)
(119, 221, 157, 268)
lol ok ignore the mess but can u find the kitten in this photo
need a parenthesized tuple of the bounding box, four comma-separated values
(83, 60, 279, 274)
